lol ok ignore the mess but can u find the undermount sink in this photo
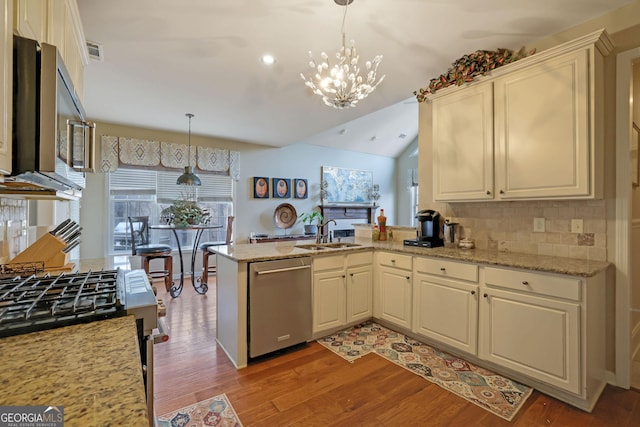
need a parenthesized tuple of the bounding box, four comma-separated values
(295, 244, 328, 250)
(295, 242, 361, 251)
(318, 242, 361, 248)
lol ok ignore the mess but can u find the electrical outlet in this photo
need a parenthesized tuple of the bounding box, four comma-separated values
(533, 217, 545, 233)
(571, 219, 584, 233)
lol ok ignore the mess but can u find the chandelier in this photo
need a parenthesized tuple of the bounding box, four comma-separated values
(300, 0, 384, 109)
(176, 113, 201, 186)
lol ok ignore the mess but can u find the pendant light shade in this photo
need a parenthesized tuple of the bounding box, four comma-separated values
(177, 113, 201, 186)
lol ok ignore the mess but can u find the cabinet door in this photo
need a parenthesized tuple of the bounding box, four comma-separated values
(14, 0, 47, 41)
(414, 274, 478, 354)
(494, 50, 590, 199)
(313, 270, 345, 333)
(0, 0, 12, 175)
(346, 264, 372, 324)
(479, 288, 580, 394)
(432, 82, 494, 201)
(378, 266, 412, 329)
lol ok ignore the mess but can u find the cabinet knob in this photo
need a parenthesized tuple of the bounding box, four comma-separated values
(391, 259, 396, 264)
(471, 290, 476, 295)
(483, 293, 488, 298)
(405, 276, 410, 280)
(499, 190, 505, 194)
(350, 273, 354, 277)
(486, 190, 491, 195)
(522, 281, 529, 285)
(440, 267, 446, 272)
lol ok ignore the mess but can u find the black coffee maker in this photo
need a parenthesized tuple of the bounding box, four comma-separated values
(404, 209, 444, 248)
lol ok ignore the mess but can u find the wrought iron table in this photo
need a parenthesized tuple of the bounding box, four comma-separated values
(150, 224, 222, 297)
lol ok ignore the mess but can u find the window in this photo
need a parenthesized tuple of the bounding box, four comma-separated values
(410, 167, 419, 227)
(107, 168, 233, 254)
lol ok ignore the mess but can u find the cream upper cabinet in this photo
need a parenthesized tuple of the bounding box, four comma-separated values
(14, 0, 88, 102)
(494, 50, 590, 199)
(0, 0, 13, 175)
(13, 0, 47, 41)
(430, 30, 612, 202)
(432, 82, 494, 201)
(54, 0, 88, 102)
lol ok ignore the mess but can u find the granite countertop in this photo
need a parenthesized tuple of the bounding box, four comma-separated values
(212, 238, 610, 277)
(0, 316, 149, 426)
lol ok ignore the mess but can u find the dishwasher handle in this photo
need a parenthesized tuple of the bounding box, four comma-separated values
(256, 265, 311, 275)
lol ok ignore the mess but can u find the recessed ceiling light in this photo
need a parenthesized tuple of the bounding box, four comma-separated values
(339, 128, 347, 135)
(399, 133, 407, 139)
(260, 54, 276, 65)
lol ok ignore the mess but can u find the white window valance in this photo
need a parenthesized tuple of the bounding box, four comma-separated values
(100, 135, 240, 180)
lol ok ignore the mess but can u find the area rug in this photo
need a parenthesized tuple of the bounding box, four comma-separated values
(156, 393, 243, 427)
(317, 322, 532, 421)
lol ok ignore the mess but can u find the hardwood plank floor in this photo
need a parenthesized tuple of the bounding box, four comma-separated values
(153, 277, 640, 426)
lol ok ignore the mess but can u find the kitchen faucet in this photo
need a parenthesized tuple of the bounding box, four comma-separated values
(316, 219, 337, 244)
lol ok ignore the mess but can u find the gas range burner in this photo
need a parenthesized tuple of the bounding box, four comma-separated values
(403, 239, 444, 248)
(0, 269, 127, 338)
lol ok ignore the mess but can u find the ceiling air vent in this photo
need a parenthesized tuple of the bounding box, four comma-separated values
(86, 40, 104, 62)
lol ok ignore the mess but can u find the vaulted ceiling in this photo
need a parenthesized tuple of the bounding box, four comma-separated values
(77, 0, 634, 158)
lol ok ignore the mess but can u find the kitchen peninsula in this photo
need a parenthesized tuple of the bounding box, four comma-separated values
(212, 238, 610, 412)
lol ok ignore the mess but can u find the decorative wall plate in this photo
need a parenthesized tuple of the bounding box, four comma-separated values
(274, 203, 297, 229)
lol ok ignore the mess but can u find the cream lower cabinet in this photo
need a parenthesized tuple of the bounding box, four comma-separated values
(413, 257, 479, 354)
(479, 266, 606, 410)
(312, 252, 372, 336)
(375, 252, 412, 330)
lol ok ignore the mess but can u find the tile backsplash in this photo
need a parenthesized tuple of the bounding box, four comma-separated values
(437, 199, 607, 261)
(0, 198, 28, 263)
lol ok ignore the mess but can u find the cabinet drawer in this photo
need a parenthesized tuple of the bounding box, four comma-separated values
(377, 252, 412, 270)
(414, 257, 478, 283)
(347, 251, 373, 267)
(484, 267, 581, 301)
(313, 255, 344, 272)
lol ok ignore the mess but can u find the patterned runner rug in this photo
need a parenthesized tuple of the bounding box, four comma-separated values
(157, 393, 243, 427)
(317, 322, 532, 421)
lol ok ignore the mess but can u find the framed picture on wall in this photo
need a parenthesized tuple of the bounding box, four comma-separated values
(272, 178, 290, 198)
(253, 177, 269, 198)
(294, 179, 308, 199)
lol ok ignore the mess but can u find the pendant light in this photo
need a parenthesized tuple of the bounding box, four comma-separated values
(177, 113, 201, 186)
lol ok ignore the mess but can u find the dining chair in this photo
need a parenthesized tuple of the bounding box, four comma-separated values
(199, 216, 234, 287)
(129, 216, 174, 291)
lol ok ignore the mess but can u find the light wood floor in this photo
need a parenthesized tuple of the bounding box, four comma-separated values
(153, 277, 640, 426)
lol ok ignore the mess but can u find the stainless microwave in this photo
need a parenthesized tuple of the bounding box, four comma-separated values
(4, 35, 95, 200)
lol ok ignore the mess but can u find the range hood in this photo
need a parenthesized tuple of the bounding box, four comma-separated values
(0, 174, 82, 201)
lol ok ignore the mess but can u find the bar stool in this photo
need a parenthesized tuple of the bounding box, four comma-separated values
(129, 216, 174, 292)
(199, 216, 234, 287)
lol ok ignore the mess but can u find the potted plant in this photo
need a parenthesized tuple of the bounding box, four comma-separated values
(161, 200, 211, 227)
(299, 211, 323, 235)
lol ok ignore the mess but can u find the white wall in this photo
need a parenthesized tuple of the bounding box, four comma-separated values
(79, 123, 398, 259)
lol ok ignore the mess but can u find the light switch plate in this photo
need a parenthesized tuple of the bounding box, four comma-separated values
(533, 217, 545, 233)
(571, 219, 583, 233)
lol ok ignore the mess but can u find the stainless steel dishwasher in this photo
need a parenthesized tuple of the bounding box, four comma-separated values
(248, 257, 312, 358)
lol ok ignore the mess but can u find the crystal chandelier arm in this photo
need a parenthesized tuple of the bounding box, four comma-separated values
(300, 0, 384, 109)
